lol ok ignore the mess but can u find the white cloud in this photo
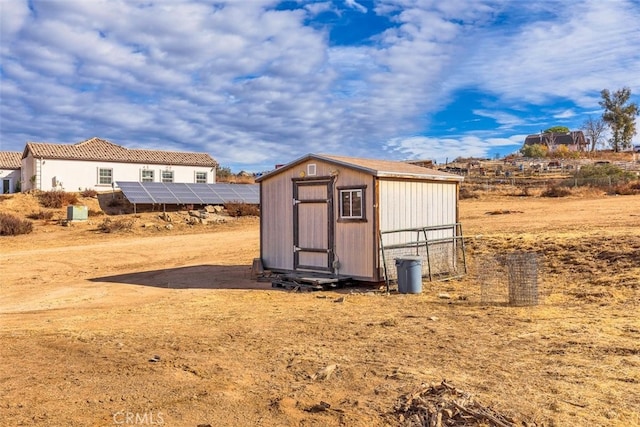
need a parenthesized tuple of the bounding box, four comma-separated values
(385, 133, 525, 163)
(553, 109, 577, 119)
(461, 0, 640, 105)
(472, 109, 524, 129)
(0, 0, 30, 46)
(345, 0, 367, 14)
(1, 0, 638, 170)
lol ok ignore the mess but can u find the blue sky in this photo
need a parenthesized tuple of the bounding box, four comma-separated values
(1, 0, 639, 172)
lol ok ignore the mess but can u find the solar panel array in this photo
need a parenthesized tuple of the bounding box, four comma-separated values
(116, 182, 259, 205)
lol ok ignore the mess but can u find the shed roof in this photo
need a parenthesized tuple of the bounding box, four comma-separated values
(22, 137, 218, 167)
(0, 151, 22, 169)
(256, 153, 464, 182)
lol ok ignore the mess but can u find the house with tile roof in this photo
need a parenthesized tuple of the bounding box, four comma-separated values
(0, 151, 22, 193)
(255, 153, 464, 284)
(20, 137, 218, 192)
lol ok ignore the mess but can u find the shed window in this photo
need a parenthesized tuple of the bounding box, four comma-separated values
(98, 168, 113, 185)
(195, 171, 208, 183)
(339, 187, 365, 221)
(141, 170, 154, 182)
(161, 170, 174, 183)
(307, 164, 317, 176)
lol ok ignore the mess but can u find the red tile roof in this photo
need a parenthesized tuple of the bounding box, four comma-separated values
(0, 151, 22, 169)
(24, 137, 218, 167)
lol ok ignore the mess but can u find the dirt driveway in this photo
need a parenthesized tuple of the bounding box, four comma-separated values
(1, 195, 639, 426)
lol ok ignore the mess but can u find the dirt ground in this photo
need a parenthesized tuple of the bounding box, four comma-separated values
(1, 190, 639, 426)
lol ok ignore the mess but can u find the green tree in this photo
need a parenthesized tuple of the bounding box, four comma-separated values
(216, 166, 233, 181)
(543, 126, 570, 134)
(599, 87, 639, 152)
(521, 144, 548, 158)
(581, 116, 607, 152)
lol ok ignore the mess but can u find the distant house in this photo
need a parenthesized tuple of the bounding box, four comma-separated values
(523, 131, 588, 152)
(20, 137, 218, 192)
(0, 151, 22, 194)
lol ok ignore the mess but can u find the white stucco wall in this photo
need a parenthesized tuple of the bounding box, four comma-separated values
(21, 154, 217, 192)
(0, 169, 21, 193)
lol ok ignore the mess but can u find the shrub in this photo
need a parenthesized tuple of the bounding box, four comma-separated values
(80, 189, 98, 198)
(98, 218, 135, 233)
(520, 144, 548, 158)
(38, 191, 79, 208)
(459, 187, 478, 199)
(541, 186, 572, 198)
(88, 209, 104, 217)
(609, 183, 640, 196)
(27, 210, 55, 220)
(0, 212, 33, 236)
(224, 202, 260, 217)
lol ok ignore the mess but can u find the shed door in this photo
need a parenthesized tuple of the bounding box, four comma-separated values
(293, 178, 334, 272)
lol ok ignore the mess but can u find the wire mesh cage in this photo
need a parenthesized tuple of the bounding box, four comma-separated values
(478, 251, 542, 306)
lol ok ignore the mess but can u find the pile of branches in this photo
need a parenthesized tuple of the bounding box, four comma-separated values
(395, 380, 523, 427)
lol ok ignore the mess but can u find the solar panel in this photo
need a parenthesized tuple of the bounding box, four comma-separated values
(116, 181, 155, 204)
(143, 182, 177, 203)
(170, 183, 204, 204)
(116, 182, 259, 205)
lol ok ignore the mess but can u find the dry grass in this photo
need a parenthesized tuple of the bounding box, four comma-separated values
(26, 210, 55, 220)
(37, 190, 79, 208)
(97, 217, 135, 233)
(223, 201, 260, 217)
(0, 192, 639, 426)
(0, 212, 33, 236)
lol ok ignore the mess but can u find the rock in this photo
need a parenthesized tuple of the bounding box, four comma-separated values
(165, 224, 173, 230)
(159, 212, 172, 222)
(438, 293, 451, 299)
(142, 223, 155, 228)
(213, 205, 224, 213)
(204, 205, 216, 213)
(334, 296, 345, 303)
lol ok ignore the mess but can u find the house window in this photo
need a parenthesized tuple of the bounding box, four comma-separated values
(195, 171, 207, 183)
(141, 170, 154, 182)
(161, 170, 174, 183)
(339, 186, 366, 221)
(98, 168, 113, 185)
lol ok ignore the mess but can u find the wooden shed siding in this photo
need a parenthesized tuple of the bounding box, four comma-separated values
(378, 179, 457, 244)
(332, 168, 376, 279)
(260, 171, 294, 270)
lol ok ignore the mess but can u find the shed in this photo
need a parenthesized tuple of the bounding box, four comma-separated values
(256, 153, 465, 283)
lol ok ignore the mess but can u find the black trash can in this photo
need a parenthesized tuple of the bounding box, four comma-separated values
(395, 256, 423, 294)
